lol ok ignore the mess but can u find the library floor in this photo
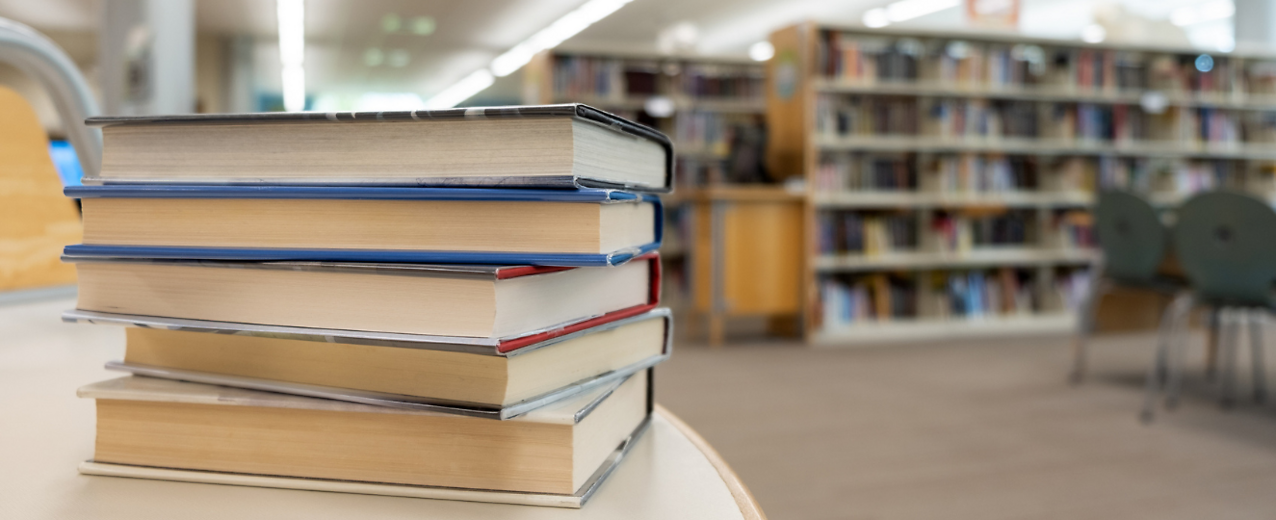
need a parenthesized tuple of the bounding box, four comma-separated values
(659, 329, 1276, 520)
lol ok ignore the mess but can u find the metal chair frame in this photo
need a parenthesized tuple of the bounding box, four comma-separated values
(0, 17, 101, 176)
(1141, 191, 1275, 422)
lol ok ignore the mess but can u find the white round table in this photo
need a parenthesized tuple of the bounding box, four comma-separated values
(0, 295, 765, 519)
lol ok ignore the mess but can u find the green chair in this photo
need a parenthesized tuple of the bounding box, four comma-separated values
(1143, 190, 1275, 420)
(1072, 190, 1183, 383)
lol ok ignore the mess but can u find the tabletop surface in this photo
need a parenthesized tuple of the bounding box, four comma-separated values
(0, 295, 762, 520)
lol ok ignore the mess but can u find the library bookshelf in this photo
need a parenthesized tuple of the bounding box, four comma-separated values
(766, 22, 1276, 347)
(523, 50, 766, 193)
(523, 50, 780, 332)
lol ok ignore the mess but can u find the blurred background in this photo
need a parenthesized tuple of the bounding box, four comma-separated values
(7, 0, 1276, 518)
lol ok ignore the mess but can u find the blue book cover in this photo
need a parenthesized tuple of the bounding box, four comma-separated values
(65, 185, 662, 267)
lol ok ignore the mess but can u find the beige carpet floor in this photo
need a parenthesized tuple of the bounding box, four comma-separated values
(656, 331, 1276, 520)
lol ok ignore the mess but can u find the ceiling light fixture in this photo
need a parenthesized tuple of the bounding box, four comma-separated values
(364, 47, 384, 67)
(748, 41, 774, 62)
(490, 0, 634, 78)
(424, 0, 634, 108)
(277, 0, 306, 111)
(387, 49, 411, 68)
(423, 69, 495, 109)
(412, 16, 436, 35)
(356, 92, 425, 111)
(1080, 23, 1106, 43)
(862, 0, 961, 28)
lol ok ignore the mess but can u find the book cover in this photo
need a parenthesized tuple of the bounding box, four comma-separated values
(78, 371, 655, 508)
(84, 103, 675, 193)
(65, 308, 672, 420)
(64, 185, 662, 267)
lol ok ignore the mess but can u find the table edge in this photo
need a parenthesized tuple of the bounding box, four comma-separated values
(654, 404, 767, 520)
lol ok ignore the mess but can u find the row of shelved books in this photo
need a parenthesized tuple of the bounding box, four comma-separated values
(818, 213, 919, 255)
(815, 95, 1276, 145)
(677, 63, 764, 99)
(552, 56, 762, 101)
(676, 156, 726, 188)
(674, 111, 761, 156)
(816, 30, 1276, 95)
(1097, 156, 1259, 194)
(814, 153, 1094, 193)
(818, 268, 1091, 326)
(813, 153, 1271, 201)
(817, 209, 1095, 255)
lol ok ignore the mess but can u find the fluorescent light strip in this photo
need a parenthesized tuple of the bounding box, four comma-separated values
(277, 0, 306, 112)
(425, 0, 634, 108)
(423, 70, 495, 110)
(863, 0, 961, 28)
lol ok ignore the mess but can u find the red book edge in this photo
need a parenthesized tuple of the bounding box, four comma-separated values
(497, 252, 661, 354)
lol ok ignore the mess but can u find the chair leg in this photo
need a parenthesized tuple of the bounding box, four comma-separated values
(1164, 294, 1195, 410)
(1250, 310, 1267, 404)
(1142, 292, 1189, 423)
(1219, 308, 1240, 409)
(1070, 279, 1107, 385)
(1205, 307, 1221, 382)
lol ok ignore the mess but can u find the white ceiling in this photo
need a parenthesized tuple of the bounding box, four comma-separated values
(0, 0, 1241, 107)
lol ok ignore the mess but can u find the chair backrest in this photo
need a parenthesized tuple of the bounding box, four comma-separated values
(1173, 190, 1276, 307)
(1094, 190, 1167, 284)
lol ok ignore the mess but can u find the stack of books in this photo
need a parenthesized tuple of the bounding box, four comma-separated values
(63, 104, 675, 508)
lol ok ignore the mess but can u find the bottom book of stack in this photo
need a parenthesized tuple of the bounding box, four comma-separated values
(77, 370, 653, 509)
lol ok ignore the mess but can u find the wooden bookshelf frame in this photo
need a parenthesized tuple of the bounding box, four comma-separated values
(767, 22, 1276, 346)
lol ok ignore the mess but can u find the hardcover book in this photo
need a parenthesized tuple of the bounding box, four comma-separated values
(65, 185, 661, 267)
(84, 104, 674, 192)
(64, 308, 672, 419)
(79, 370, 653, 508)
(66, 254, 661, 339)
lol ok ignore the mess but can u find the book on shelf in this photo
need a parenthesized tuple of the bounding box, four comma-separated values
(815, 153, 916, 191)
(548, 55, 762, 103)
(79, 370, 652, 508)
(819, 268, 1042, 329)
(921, 153, 1038, 193)
(1048, 210, 1096, 250)
(65, 308, 670, 419)
(85, 104, 674, 192)
(927, 213, 973, 254)
(810, 33, 1276, 151)
(68, 254, 660, 340)
(1052, 268, 1092, 313)
(66, 185, 661, 267)
(677, 63, 764, 99)
(928, 210, 1034, 253)
(816, 30, 1273, 97)
(817, 211, 917, 255)
(969, 210, 1035, 247)
(674, 111, 761, 157)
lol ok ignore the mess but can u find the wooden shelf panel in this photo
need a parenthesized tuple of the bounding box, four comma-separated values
(814, 248, 1096, 271)
(812, 22, 1276, 59)
(811, 313, 1076, 347)
(815, 79, 1276, 111)
(815, 135, 1276, 160)
(811, 190, 1093, 208)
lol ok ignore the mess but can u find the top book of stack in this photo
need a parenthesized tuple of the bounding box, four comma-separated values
(83, 104, 674, 193)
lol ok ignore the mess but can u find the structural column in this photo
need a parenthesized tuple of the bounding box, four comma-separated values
(99, 0, 194, 115)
